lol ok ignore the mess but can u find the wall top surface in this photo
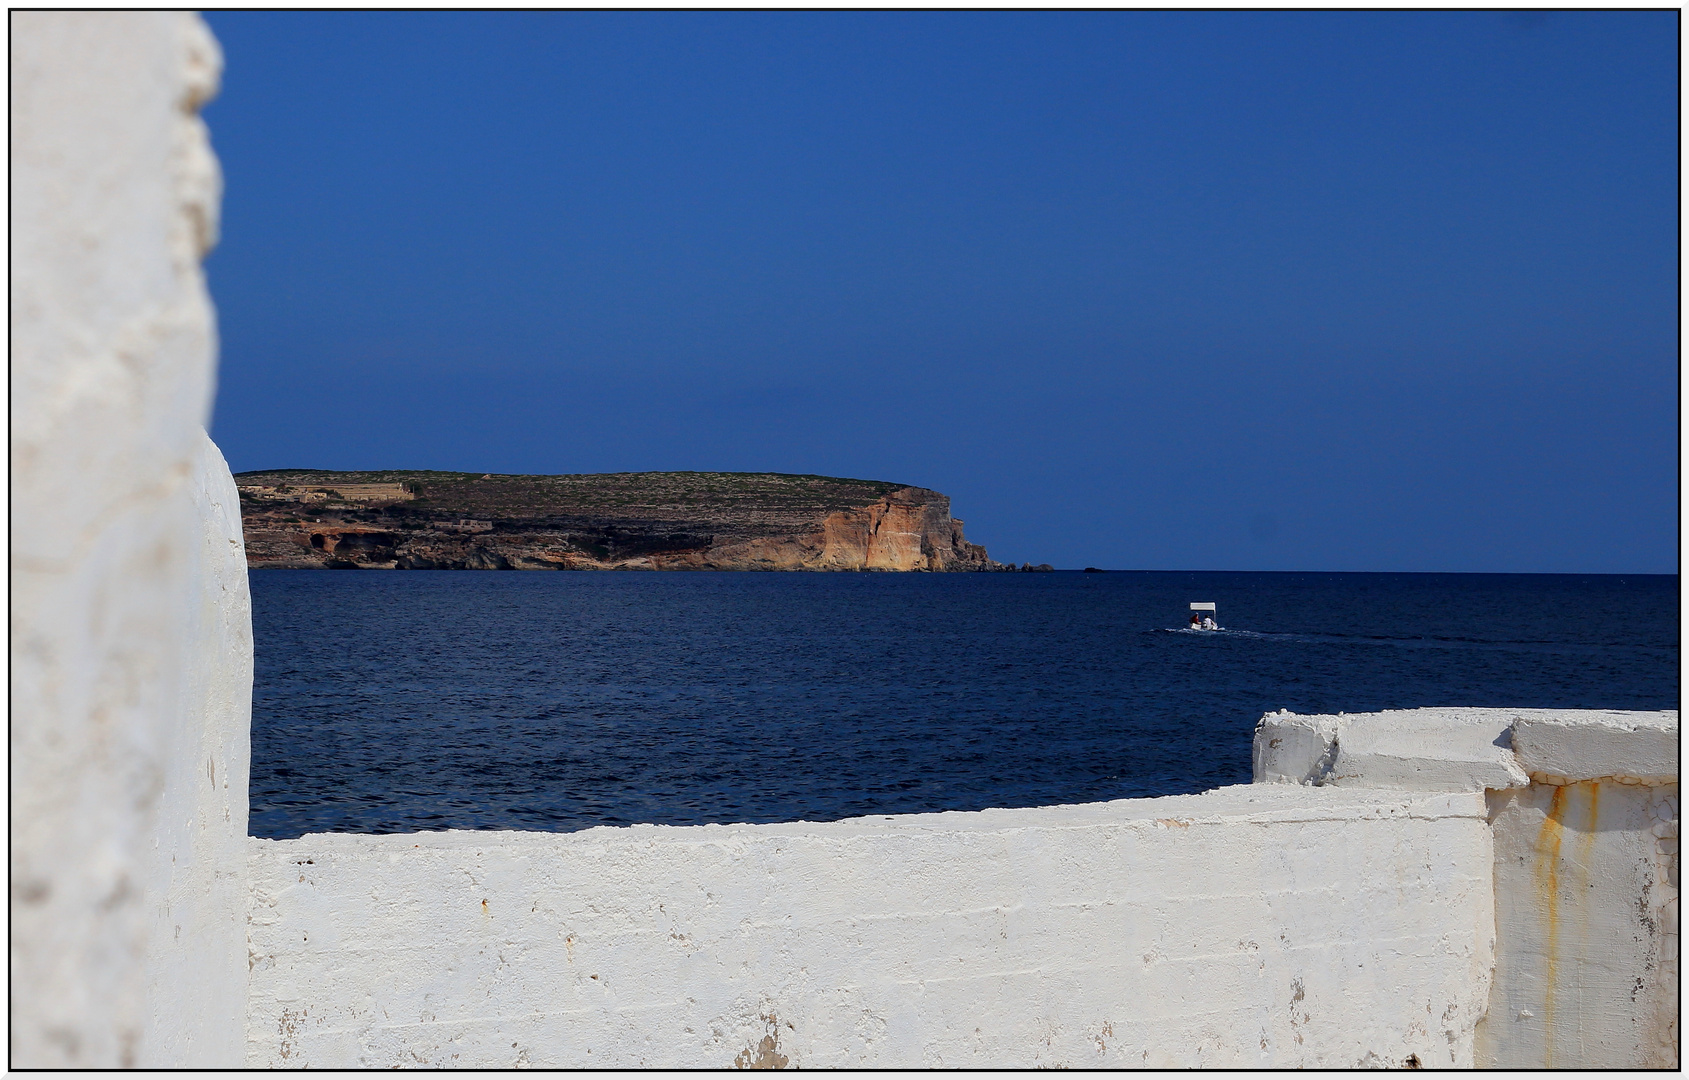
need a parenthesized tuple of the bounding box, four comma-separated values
(1254, 707, 1677, 791)
(254, 783, 1487, 855)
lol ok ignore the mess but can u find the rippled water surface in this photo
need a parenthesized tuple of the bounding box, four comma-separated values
(249, 570, 1677, 838)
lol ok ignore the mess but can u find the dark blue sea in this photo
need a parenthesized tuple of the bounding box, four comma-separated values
(248, 571, 1678, 839)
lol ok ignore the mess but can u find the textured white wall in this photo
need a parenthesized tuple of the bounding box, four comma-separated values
(10, 12, 247, 1068)
(141, 432, 254, 1066)
(1253, 706, 1532, 791)
(247, 785, 1494, 1069)
(1479, 712, 1679, 1068)
(1253, 708, 1679, 1069)
(1479, 780, 1677, 1068)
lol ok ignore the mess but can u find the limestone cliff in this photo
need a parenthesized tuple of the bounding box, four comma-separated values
(235, 470, 1027, 572)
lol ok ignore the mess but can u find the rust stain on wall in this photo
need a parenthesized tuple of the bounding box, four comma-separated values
(1535, 785, 1566, 1067)
(1531, 780, 1606, 1068)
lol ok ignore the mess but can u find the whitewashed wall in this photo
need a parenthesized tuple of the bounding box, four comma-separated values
(248, 785, 1494, 1068)
(1254, 708, 1679, 1069)
(1480, 714, 1678, 1069)
(141, 432, 254, 1066)
(11, 12, 249, 1068)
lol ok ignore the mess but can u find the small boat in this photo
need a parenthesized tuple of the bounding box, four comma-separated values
(1187, 602, 1221, 631)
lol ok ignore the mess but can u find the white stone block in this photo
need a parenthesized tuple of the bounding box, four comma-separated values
(1477, 780, 1679, 1068)
(140, 432, 253, 1066)
(1511, 711, 1678, 785)
(247, 786, 1494, 1069)
(1251, 709, 1340, 785)
(1254, 708, 1530, 792)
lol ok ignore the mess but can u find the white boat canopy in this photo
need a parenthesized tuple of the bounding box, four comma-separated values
(1189, 602, 1216, 611)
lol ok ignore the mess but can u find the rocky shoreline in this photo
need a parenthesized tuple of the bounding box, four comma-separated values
(236, 469, 1054, 572)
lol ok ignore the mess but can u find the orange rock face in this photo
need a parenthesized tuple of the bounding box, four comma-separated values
(817, 487, 988, 571)
(238, 471, 1009, 572)
(673, 489, 993, 572)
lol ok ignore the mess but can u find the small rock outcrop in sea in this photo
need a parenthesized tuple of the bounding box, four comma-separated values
(235, 470, 1027, 572)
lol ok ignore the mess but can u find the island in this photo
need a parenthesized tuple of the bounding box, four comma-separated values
(236, 469, 1053, 572)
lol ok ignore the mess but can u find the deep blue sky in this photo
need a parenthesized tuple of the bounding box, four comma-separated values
(202, 11, 1677, 572)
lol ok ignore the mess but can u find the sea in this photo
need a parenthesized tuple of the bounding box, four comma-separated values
(248, 570, 1678, 839)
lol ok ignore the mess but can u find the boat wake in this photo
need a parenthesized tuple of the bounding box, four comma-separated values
(1158, 626, 1270, 638)
(1152, 626, 1651, 656)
